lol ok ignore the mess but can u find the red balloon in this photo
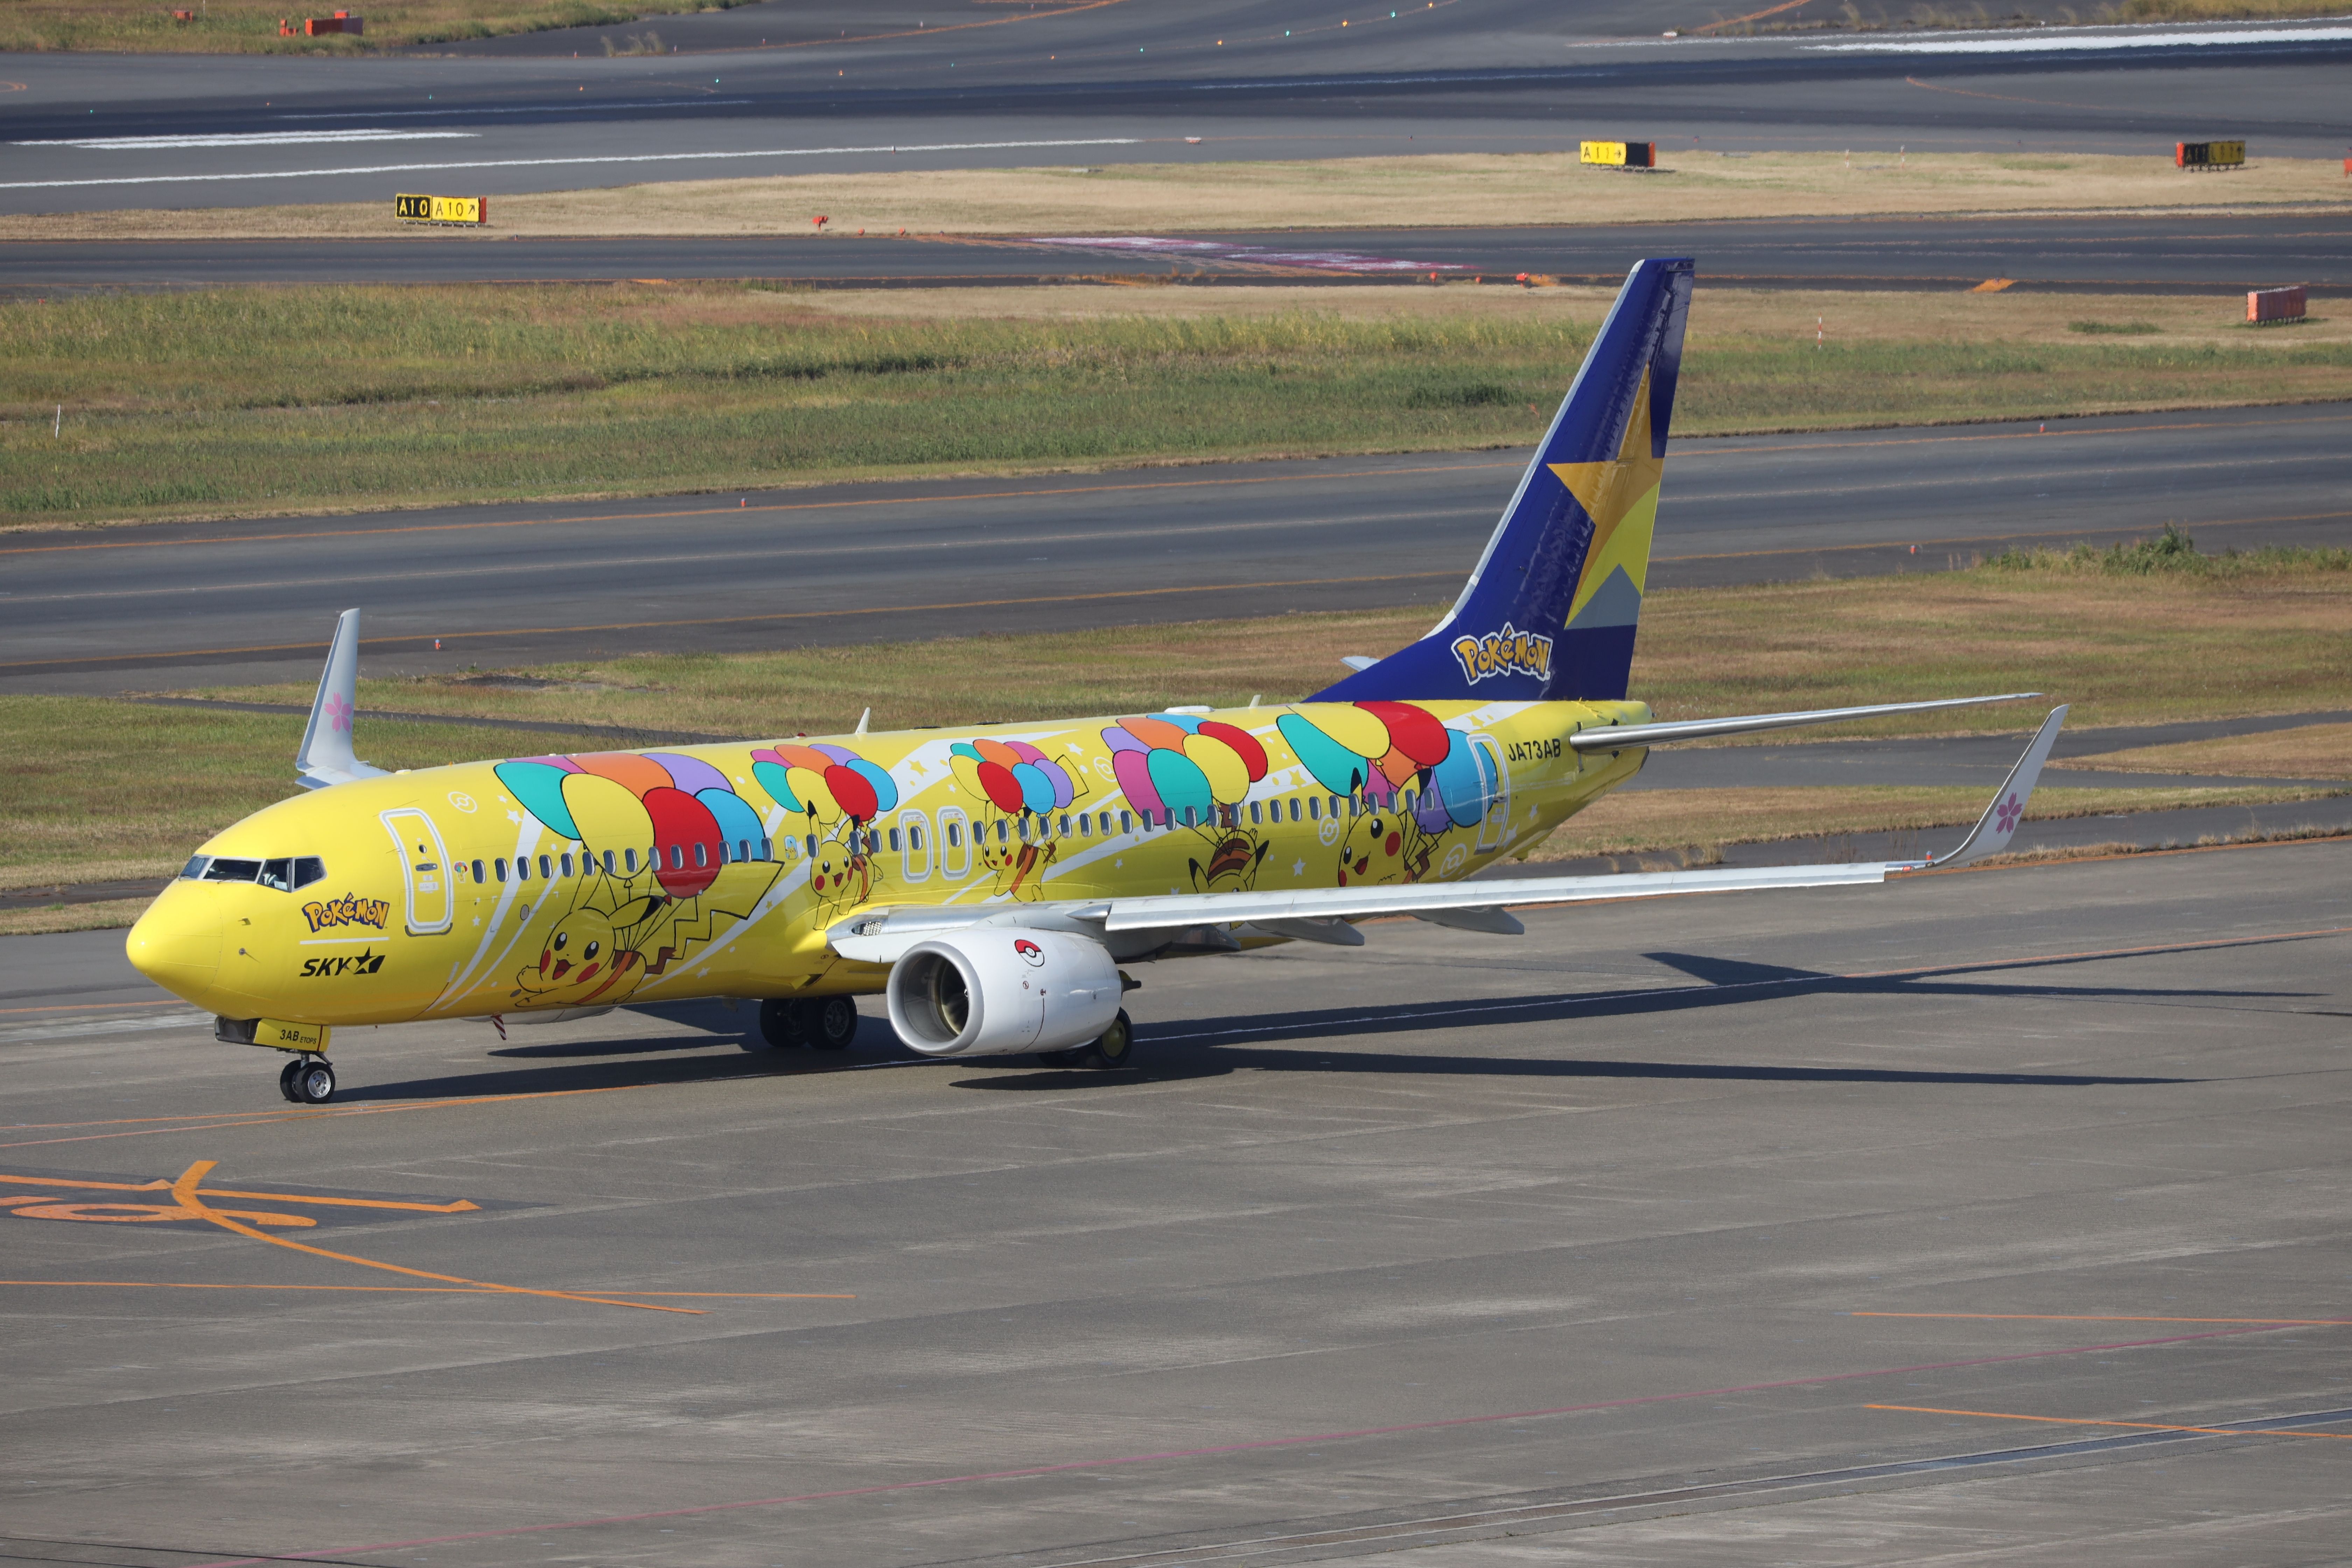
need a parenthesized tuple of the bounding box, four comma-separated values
(975, 760, 1026, 814)
(824, 763, 878, 822)
(640, 786, 723, 898)
(1358, 701, 1451, 768)
(1196, 720, 1268, 781)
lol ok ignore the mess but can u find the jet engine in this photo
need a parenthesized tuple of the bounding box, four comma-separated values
(885, 927, 1121, 1057)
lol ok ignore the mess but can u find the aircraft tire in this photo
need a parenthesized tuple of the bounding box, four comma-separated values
(810, 996, 859, 1052)
(291, 1057, 337, 1105)
(1078, 1010, 1136, 1071)
(278, 1058, 304, 1102)
(757, 997, 811, 1050)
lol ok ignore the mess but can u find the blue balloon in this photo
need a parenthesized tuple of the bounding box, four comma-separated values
(1428, 729, 1491, 828)
(1011, 761, 1058, 816)
(697, 788, 766, 855)
(845, 757, 899, 814)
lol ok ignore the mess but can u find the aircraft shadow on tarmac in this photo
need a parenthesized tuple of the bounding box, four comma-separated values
(328, 952, 2304, 1101)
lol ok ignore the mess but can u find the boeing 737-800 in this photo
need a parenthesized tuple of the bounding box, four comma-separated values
(126, 259, 2065, 1104)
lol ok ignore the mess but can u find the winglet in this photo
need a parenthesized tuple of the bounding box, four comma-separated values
(295, 608, 387, 790)
(1924, 705, 2069, 869)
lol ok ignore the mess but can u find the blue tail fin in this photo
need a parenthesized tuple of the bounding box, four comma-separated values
(1312, 257, 1693, 705)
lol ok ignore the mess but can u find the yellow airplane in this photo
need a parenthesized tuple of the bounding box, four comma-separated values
(127, 259, 2065, 1105)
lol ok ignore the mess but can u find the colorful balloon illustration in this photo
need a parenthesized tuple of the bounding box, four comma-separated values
(1101, 714, 1269, 823)
(495, 744, 899, 902)
(748, 742, 898, 826)
(1275, 702, 1491, 831)
(949, 737, 1083, 819)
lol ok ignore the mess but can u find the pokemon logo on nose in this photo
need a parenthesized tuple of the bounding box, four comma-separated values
(1013, 938, 1044, 967)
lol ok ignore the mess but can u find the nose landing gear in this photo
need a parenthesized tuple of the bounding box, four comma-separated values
(278, 1055, 337, 1105)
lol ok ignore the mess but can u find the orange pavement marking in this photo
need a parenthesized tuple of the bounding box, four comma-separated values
(1856, 1312, 2352, 1326)
(0, 569, 1461, 670)
(0, 1171, 477, 1214)
(1869, 1404, 2352, 1441)
(164, 1159, 696, 1315)
(0, 1279, 853, 1299)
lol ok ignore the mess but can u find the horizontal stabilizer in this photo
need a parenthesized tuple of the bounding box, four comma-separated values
(1569, 692, 2040, 751)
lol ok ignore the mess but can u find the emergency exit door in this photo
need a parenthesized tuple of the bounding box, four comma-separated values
(380, 808, 453, 935)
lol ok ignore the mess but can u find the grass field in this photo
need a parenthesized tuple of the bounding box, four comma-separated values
(0, 0, 752, 53)
(13, 149, 2347, 243)
(10, 552, 2345, 929)
(8, 284, 2346, 531)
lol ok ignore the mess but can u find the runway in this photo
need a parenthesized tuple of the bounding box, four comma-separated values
(9, 209, 2349, 295)
(3, 5, 2350, 214)
(5, 401, 2347, 694)
(4, 840, 2347, 1563)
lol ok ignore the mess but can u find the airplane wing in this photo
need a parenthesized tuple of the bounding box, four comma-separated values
(830, 706, 2069, 964)
(296, 608, 391, 791)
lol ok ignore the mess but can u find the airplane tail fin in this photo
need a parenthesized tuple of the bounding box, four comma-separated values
(1312, 256, 1693, 705)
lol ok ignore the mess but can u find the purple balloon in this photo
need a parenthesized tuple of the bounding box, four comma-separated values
(644, 751, 728, 796)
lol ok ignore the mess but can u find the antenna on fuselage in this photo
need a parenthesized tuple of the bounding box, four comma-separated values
(853, 707, 870, 735)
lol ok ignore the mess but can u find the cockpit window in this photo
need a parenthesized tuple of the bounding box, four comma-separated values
(185, 854, 326, 889)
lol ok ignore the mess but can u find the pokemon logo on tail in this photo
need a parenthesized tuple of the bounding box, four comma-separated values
(128, 258, 2062, 1104)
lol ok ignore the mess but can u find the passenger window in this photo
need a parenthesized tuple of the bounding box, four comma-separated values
(761, 836, 774, 861)
(997, 819, 1010, 845)
(257, 858, 293, 892)
(691, 842, 706, 869)
(1118, 810, 1133, 833)
(293, 856, 326, 889)
(1306, 798, 1319, 821)
(1018, 818, 1031, 843)
(494, 858, 508, 883)
(1403, 790, 1416, 814)
(623, 849, 637, 874)
(888, 827, 902, 852)
(1249, 800, 1262, 825)
(1330, 796, 1343, 819)
(517, 857, 533, 883)
(471, 859, 486, 883)
(560, 853, 574, 877)
(536, 854, 550, 879)
(1076, 815, 1090, 838)
(947, 822, 962, 847)
(599, 850, 614, 874)
(203, 858, 260, 883)
(805, 835, 817, 858)
(1290, 798, 1302, 822)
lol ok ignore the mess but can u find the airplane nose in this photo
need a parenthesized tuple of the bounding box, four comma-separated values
(126, 884, 222, 1003)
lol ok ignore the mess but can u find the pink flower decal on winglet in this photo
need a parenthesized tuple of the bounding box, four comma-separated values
(326, 692, 353, 734)
(1995, 791, 2022, 834)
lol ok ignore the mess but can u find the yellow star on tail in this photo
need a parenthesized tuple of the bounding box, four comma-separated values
(1546, 370, 1665, 623)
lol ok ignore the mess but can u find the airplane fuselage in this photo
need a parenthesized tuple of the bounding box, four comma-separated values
(131, 698, 1650, 1032)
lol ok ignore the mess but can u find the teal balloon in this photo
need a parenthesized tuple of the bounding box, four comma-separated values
(1146, 747, 1213, 815)
(750, 758, 803, 813)
(495, 761, 580, 840)
(1428, 729, 1491, 827)
(1278, 713, 1367, 796)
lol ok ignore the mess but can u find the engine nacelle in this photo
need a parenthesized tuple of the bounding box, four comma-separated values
(886, 927, 1121, 1057)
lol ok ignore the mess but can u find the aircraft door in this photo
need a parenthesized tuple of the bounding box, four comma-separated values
(938, 806, 971, 880)
(380, 808, 453, 935)
(1471, 735, 1511, 852)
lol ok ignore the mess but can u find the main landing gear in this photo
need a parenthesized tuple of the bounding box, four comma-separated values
(757, 996, 860, 1054)
(1037, 1009, 1137, 1071)
(278, 1055, 337, 1105)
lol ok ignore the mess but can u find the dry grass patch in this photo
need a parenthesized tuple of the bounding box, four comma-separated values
(0, 0, 752, 54)
(2059, 720, 2352, 780)
(9, 282, 2348, 532)
(9, 150, 2346, 243)
(0, 897, 161, 938)
(181, 555, 2352, 742)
